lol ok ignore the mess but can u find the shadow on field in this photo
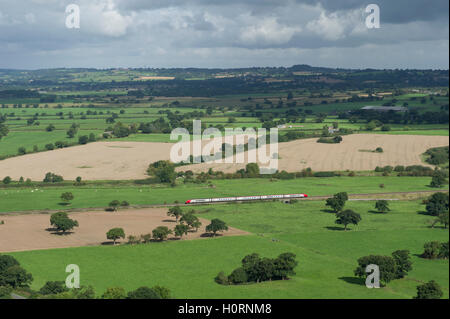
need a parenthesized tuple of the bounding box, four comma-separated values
(50, 231, 74, 236)
(101, 241, 118, 246)
(320, 209, 336, 214)
(200, 233, 223, 238)
(339, 277, 366, 286)
(368, 210, 386, 214)
(58, 202, 71, 207)
(45, 227, 74, 235)
(324, 226, 346, 231)
(162, 219, 176, 223)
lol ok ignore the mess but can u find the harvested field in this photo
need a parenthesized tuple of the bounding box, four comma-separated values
(0, 134, 447, 181)
(179, 134, 449, 173)
(0, 141, 173, 181)
(0, 135, 254, 181)
(0, 208, 249, 252)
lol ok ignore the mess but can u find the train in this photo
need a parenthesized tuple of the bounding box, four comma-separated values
(185, 193, 308, 204)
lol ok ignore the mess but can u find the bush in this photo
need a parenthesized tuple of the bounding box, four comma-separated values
(214, 272, 229, 285)
(127, 287, 161, 299)
(414, 281, 443, 299)
(2, 176, 12, 185)
(313, 171, 335, 178)
(217, 252, 298, 286)
(420, 241, 448, 259)
(43, 172, 64, 183)
(152, 226, 172, 241)
(78, 135, 89, 145)
(39, 281, 69, 295)
(228, 267, 248, 284)
(0, 285, 12, 298)
(425, 146, 449, 166)
(18, 147, 26, 155)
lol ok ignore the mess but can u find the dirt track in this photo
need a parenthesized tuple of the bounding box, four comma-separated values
(0, 208, 249, 253)
(0, 134, 447, 180)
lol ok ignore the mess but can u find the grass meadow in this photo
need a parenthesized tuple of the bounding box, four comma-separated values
(10, 200, 449, 299)
(0, 176, 444, 213)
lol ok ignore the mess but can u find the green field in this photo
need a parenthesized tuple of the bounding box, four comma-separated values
(10, 200, 449, 298)
(0, 176, 445, 213)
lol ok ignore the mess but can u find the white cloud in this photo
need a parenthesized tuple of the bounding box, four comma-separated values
(240, 17, 302, 45)
(306, 12, 346, 40)
(81, 0, 134, 37)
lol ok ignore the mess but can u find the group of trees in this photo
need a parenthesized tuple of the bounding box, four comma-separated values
(1, 266, 171, 299)
(215, 253, 298, 285)
(43, 172, 64, 183)
(430, 170, 448, 188)
(374, 165, 436, 177)
(168, 207, 202, 235)
(167, 207, 228, 237)
(317, 136, 343, 144)
(105, 209, 228, 245)
(424, 193, 449, 229)
(147, 160, 177, 184)
(425, 146, 449, 166)
(325, 192, 362, 231)
(107, 200, 130, 211)
(420, 241, 449, 260)
(0, 255, 33, 291)
(355, 250, 413, 286)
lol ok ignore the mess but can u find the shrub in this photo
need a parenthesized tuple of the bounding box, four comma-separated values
(127, 287, 161, 299)
(420, 241, 442, 259)
(228, 268, 248, 284)
(43, 172, 64, 183)
(39, 281, 69, 295)
(78, 135, 89, 145)
(214, 272, 229, 285)
(313, 171, 335, 178)
(2, 176, 12, 185)
(152, 226, 172, 241)
(414, 281, 443, 299)
(0, 285, 12, 298)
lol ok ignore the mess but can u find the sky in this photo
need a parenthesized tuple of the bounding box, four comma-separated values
(0, 0, 448, 70)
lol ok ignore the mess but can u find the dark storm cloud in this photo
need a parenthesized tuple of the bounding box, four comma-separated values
(0, 0, 448, 69)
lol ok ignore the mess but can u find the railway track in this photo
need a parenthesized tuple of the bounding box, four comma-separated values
(1, 190, 447, 216)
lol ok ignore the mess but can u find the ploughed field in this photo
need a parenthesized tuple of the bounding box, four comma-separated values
(0, 134, 448, 180)
(0, 208, 248, 252)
